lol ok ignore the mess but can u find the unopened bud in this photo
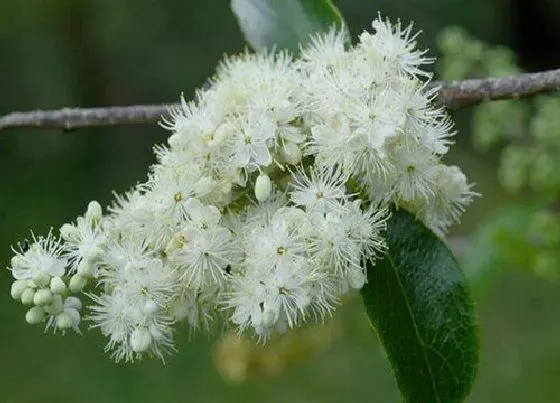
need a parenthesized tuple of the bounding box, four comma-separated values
(131, 328, 153, 353)
(65, 308, 81, 328)
(45, 295, 64, 315)
(86, 201, 103, 222)
(55, 313, 73, 329)
(77, 260, 94, 276)
(60, 223, 80, 242)
(282, 141, 302, 165)
(255, 174, 272, 202)
(21, 288, 35, 305)
(33, 288, 53, 306)
(10, 255, 25, 268)
(25, 306, 45, 325)
(69, 274, 87, 293)
(32, 272, 50, 288)
(65, 296, 82, 311)
(348, 269, 366, 290)
(11, 279, 28, 300)
(50, 276, 66, 294)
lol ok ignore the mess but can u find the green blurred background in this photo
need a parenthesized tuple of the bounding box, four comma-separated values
(1, 1, 559, 402)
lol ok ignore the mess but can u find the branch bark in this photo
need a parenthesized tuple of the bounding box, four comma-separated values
(0, 105, 172, 132)
(431, 68, 560, 109)
(1, 69, 559, 132)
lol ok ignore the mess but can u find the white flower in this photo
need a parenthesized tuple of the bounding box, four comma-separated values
(9, 231, 67, 281)
(5, 15, 478, 359)
(290, 166, 349, 214)
(358, 16, 433, 78)
(419, 165, 479, 235)
(170, 225, 239, 290)
(244, 213, 306, 275)
(226, 112, 276, 170)
(169, 287, 218, 334)
(60, 202, 106, 277)
(385, 144, 439, 203)
(99, 240, 175, 306)
(88, 289, 174, 362)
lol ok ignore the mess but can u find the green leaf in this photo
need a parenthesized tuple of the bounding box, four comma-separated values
(231, 0, 347, 52)
(361, 210, 478, 403)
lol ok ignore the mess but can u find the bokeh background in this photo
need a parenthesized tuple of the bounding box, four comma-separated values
(1, 1, 559, 402)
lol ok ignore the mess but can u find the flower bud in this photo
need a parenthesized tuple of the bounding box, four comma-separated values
(282, 141, 302, 165)
(10, 255, 25, 268)
(25, 306, 45, 325)
(77, 260, 94, 276)
(65, 308, 81, 328)
(255, 174, 272, 202)
(65, 296, 82, 311)
(21, 288, 35, 305)
(60, 223, 80, 242)
(69, 274, 87, 293)
(348, 269, 365, 290)
(50, 276, 66, 294)
(86, 201, 103, 222)
(33, 288, 53, 306)
(55, 313, 73, 329)
(11, 279, 28, 300)
(32, 272, 50, 288)
(131, 328, 153, 353)
(45, 295, 64, 315)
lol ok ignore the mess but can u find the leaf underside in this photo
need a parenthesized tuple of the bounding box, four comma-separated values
(362, 209, 479, 403)
(231, 0, 346, 52)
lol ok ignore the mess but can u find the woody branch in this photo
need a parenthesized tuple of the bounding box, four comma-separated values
(1, 69, 559, 132)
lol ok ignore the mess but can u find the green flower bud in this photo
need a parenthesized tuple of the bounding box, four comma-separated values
(11, 279, 29, 300)
(45, 295, 64, 315)
(86, 201, 103, 223)
(69, 274, 87, 293)
(282, 142, 302, 165)
(50, 276, 67, 294)
(21, 288, 35, 305)
(25, 306, 45, 325)
(32, 272, 50, 288)
(77, 260, 94, 276)
(65, 296, 82, 311)
(60, 223, 80, 242)
(55, 313, 73, 329)
(33, 288, 53, 306)
(255, 174, 272, 202)
(131, 328, 152, 353)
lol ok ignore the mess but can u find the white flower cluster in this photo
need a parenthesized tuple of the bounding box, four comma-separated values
(6, 17, 476, 362)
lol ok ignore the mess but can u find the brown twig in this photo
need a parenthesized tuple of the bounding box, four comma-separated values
(430, 68, 560, 109)
(1, 69, 560, 132)
(0, 105, 174, 132)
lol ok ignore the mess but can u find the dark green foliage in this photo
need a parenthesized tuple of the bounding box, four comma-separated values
(362, 210, 478, 402)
